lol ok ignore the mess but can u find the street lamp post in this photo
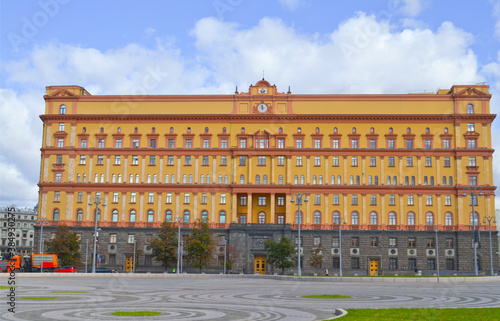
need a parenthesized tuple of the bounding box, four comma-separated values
(37, 217, 48, 273)
(85, 239, 89, 273)
(133, 240, 136, 273)
(483, 216, 496, 276)
(176, 216, 183, 274)
(435, 226, 440, 283)
(88, 195, 106, 273)
(223, 238, 227, 275)
(336, 217, 345, 276)
(291, 193, 308, 276)
(462, 186, 483, 276)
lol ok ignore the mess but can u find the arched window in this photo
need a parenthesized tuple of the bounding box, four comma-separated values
(319, 175, 323, 184)
(183, 210, 190, 223)
(224, 175, 228, 184)
(374, 176, 379, 185)
(53, 209, 60, 221)
(298, 127, 302, 133)
(445, 212, 453, 226)
(352, 127, 356, 133)
(147, 210, 154, 223)
(111, 209, 118, 222)
(356, 175, 360, 185)
(426, 127, 430, 133)
(295, 211, 303, 224)
(407, 212, 415, 225)
(258, 212, 266, 224)
(255, 175, 260, 184)
(165, 210, 172, 222)
(95, 174, 99, 183)
(240, 174, 245, 184)
(388, 212, 397, 225)
(389, 127, 393, 133)
(59, 105, 66, 114)
(100, 174, 104, 183)
(351, 212, 359, 225)
(313, 211, 321, 225)
(242, 127, 245, 133)
(334, 127, 338, 133)
(263, 175, 268, 184)
(152, 127, 156, 133)
(219, 211, 226, 224)
(387, 176, 391, 185)
(470, 212, 479, 226)
(407, 127, 411, 133)
(370, 212, 378, 225)
(135, 174, 139, 183)
(77, 174, 81, 183)
(393, 176, 397, 185)
(134, 127, 138, 133)
(279, 127, 282, 133)
(442, 176, 447, 185)
(411, 176, 415, 185)
(405, 176, 409, 185)
(206, 174, 210, 183)
(332, 211, 341, 224)
(130, 210, 136, 222)
(147, 174, 151, 183)
(200, 174, 204, 184)
(368, 176, 373, 185)
(294, 175, 298, 184)
(223, 127, 226, 133)
(112, 174, 116, 183)
(189, 174, 193, 184)
(183, 174, 187, 184)
(278, 175, 283, 184)
(426, 212, 434, 226)
(350, 175, 354, 185)
(205, 127, 209, 133)
(370, 127, 375, 133)
(449, 176, 453, 186)
(424, 176, 428, 185)
(467, 104, 474, 114)
(430, 176, 434, 186)
(218, 174, 223, 184)
(201, 210, 208, 223)
(118, 174, 122, 183)
(76, 209, 83, 222)
(300, 175, 305, 184)
(83, 174, 87, 182)
(165, 175, 170, 184)
(316, 127, 320, 133)
(153, 174, 157, 183)
(313, 176, 317, 185)
(170, 127, 174, 133)
(338, 175, 342, 185)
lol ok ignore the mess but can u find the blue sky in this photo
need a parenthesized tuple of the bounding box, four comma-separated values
(1, 0, 500, 210)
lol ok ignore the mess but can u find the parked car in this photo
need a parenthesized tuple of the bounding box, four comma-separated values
(87, 267, 117, 273)
(0, 260, 9, 273)
(55, 266, 78, 273)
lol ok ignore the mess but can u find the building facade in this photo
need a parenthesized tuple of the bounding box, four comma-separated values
(37, 80, 497, 274)
(1, 206, 38, 258)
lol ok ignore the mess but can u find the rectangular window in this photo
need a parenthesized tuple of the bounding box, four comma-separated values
(444, 157, 450, 167)
(469, 176, 477, 186)
(113, 192, 119, 203)
(149, 156, 156, 165)
(314, 139, 321, 148)
(97, 155, 104, 165)
(313, 237, 321, 246)
(200, 193, 207, 204)
(201, 155, 208, 166)
(258, 196, 266, 206)
(332, 139, 339, 149)
(98, 139, 105, 148)
(277, 196, 285, 206)
(77, 192, 83, 203)
(114, 155, 121, 165)
(407, 195, 414, 206)
(185, 139, 192, 148)
(184, 193, 190, 204)
(388, 139, 395, 149)
(389, 258, 398, 270)
(110, 233, 117, 244)
(132, 155, 139, 165)
(166, 193, 172, 204)
(389, 195, 396, 206)
(332, 156, 339, 167)
(370, 157, 376, 166)
(58, 123, 65, 131)
(277, 156, 284, 166)
(370, 195, 377, 205)
(425, 139, 432, 149)
(314, 156, 321, 166)
(468, 139, 476, 149)
(314, 194, 321, 205)
(203, 139, 210, 149)
(446, 238, 454, 249)
(148, 193, 154, 203)
(351, 156, 358, 167)
(277, 139, 285, 148)
(426, 195, 433, 206)
(296, 156, 303, 166)
(115, 139, 122, 148)
(79, 155, 86, 165)
(128, 234, 135, 244)
(185, 156, 191, 165)
(425, 157, 432, 167)
(351, 139, 358, 148)
(406, 139, 413, 149)
(296, 139, 303, 148)
(258, 156, 266, 165)
(220, 139, 228, 148)
(406, 157, 413, 167)
(220, 156, 227, 166)
(443, 139, 450, 149)
(168, 139, 175, 149)
(370, 139, 376, 149)
(239, 156, 246, 166)
(333, 194, 339, 205)
(240, 196, 247, 206)
(408, 238, 416, 248)
(351, 258, 360, 269)
(469, 157, 476, 166)
(55, 173, 62, 182)
(240, 139, 247, 148)
(130, 192, 136, 203)
(388, 157, 395, 167)
(57, 139, 64, 147)
(81, 139, 87, 148)
(132, 139, 140, 148)
(445, 195, 451, 206)
(467, 123, 475, 132)
(389, 237, 397, 248)
(370, 237, 378, 247)
(427, 238, 435, 248)
(167, 155, 174, 166)
(150, 139, 156, 148)
(220, 193, 226, 204)
(446, 259, 454, 270)
(408, 258, 417, 271)
(427, 259, 436, 270)
(351, 195, 358, 205)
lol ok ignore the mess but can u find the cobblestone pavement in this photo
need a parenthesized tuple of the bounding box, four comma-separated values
(1, 275, 500, 320)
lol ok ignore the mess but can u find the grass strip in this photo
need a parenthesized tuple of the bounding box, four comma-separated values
(340, 308, 500, 320)
(21, 297, 57, 300)
(0, 286, 17, 289)
(303, 294, 351, 299)
(112, 311, 162, 317)
(52, 291, 88, 293)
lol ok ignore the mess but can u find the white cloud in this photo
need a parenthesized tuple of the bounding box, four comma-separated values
(144, 27, 156, 37)
(491, 0, 500, 40)
(1, 12, 498, 208)
(278, 0, 304, 11)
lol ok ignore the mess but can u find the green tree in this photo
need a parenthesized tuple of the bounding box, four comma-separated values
(150, 222, 178, 271)
(310, 243, 324, 269)
(264, 235, 295, 275)
(186, 222, 213, 273)
(45, 225, 81, 266)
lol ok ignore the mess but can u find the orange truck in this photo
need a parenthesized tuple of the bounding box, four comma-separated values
(7, 254, 59, 273)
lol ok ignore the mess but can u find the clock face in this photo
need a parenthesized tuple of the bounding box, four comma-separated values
(257, 103, 268, 113)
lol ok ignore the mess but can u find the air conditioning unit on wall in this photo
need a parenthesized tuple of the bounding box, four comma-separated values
(426, 249, 435, 257)
(445, 249, 455, 257)
(388, 248, 398, 256)
(407, 249, 417, 256)
(350, 248, 359, 256)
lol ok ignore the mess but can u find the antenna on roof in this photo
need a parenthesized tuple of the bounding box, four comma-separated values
(288, 86, 291, 94)
(235, 86, 238, 93)
(262, 70, 265, 80)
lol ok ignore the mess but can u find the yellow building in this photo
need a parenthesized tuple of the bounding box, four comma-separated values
(37, 80, 497, 275)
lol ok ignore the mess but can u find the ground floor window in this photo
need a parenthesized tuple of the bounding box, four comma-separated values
(351, 258, 360, 269)
(389, 258, 398, 270)
(239, 215, 246, 224)
(409, 258, 416, 271)
(427, 259, 436, 270)
(145, 255, 152, 266)
(277, 215, 284, 224)
(332, 257, 340, 269)
(446, 259, 454, 270)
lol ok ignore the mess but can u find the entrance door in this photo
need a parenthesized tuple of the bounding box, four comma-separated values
(254, 256, 267, 274)
(125, 256, 133, 273)
(369, 259, 379, 276)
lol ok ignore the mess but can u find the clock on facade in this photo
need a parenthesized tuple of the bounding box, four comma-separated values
(257, 103, 268, 113)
